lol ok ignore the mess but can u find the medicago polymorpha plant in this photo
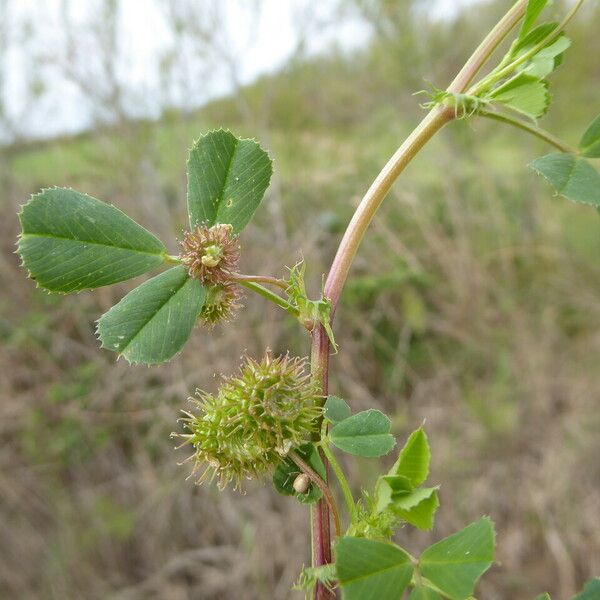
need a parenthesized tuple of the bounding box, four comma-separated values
(16, 1, 600, 598)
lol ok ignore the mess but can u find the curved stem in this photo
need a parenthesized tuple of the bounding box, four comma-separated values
(307, 3, 532, 597)
(238, 280, 299, 317)
(322, 106, 453, 312)
(229, 273, 288, 290)
(447, 0, 528, 94)
(478, 109, 576, 153)
(289, 450, 342, 538)
(319, 440, 355, 518)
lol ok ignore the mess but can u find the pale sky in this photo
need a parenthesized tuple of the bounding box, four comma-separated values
(1, 0, 476, 141)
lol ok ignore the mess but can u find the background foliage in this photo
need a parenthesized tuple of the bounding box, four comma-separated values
(1, 1, 599, 598)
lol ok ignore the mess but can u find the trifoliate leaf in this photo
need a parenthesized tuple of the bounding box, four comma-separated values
(272, 443, 325, 504)
(392, 427, 431, 488)
(533, 594, 551, 600)
(530, 153, 600, 207)
(419, 517, 496, 600)
(18, 188, 167, 293)
(408, 587, 442, 600)
(187, 129, 272, 233)
(512, 23, 571, 78)
(336, 537, 413, 600)
(490, 73, 550, 120)
(329, 410, 396, 458)
(572, 578, 600, 600)
(579, 114, 600, 158)
(392, 487, 440, 531)
(324, 395, 352, 424)
(519, 0, 550, 40)
(96, 266, 205, 364)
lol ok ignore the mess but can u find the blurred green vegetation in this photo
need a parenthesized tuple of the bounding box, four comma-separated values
(1, 1, 600, 599)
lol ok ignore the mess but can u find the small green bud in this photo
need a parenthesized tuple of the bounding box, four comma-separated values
(200, 244, 223, 267)
(199, 284, 243, 327)
(174, 352, 323, 490)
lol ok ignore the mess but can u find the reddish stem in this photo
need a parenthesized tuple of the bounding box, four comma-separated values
(307, 3, 530, 598)
(310, 325, 334, 599)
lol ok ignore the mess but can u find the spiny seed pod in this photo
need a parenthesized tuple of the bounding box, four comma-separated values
(174, 352, 323, 490)
(179, 223, 240, 285)
(199, 284, 243, 327)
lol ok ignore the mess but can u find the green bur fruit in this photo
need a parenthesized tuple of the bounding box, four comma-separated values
(175, 352, 323, 489)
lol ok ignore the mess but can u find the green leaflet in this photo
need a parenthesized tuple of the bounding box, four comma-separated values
(408, 587, 442, 600)
(572, 578, 600, 600)
(530, 153, 600, 207)
(96, 266, 205, 365)
(533, 594, 551, 600)
(329, 409, 396, 458)
(374, 474, 413, 513)
(392, 487, 439, 531)
(272, 443, 325, 504)
(419, 517, 496, 600)
(391, 427, 431, 487)
(18, 188, 167, 293)
(518, 0, 550, 40)
(579, 114, 600, 157)
(186, 129, 273, 233)
(324, 395, 352, 425)
(522, 34, 571, 78)
(514, 22, 558, 54)
(336, 537, 413, 600)
(372, 427, 439, 530)
(489, 73, 550, 120)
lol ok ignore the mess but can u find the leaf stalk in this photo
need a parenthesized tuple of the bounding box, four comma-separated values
(478, 109, 576, 153)
(319, 439, 356, 519)
(239, 281, 300, 317)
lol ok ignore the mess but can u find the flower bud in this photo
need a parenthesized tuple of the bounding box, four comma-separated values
(179, 223, 240, 285)
(199, 284, 243, 327)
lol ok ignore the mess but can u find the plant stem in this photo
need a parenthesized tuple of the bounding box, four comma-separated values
(319, 440, 355, 518)
(447, 0, 529, 94)
(289, 451, 342, 538)
(238, 280, 299, 317)
(229, 273, 288, 290)
(308, 2, 531, 598)
(322, 106, 454, 312)
(478, 109, 576, 153)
